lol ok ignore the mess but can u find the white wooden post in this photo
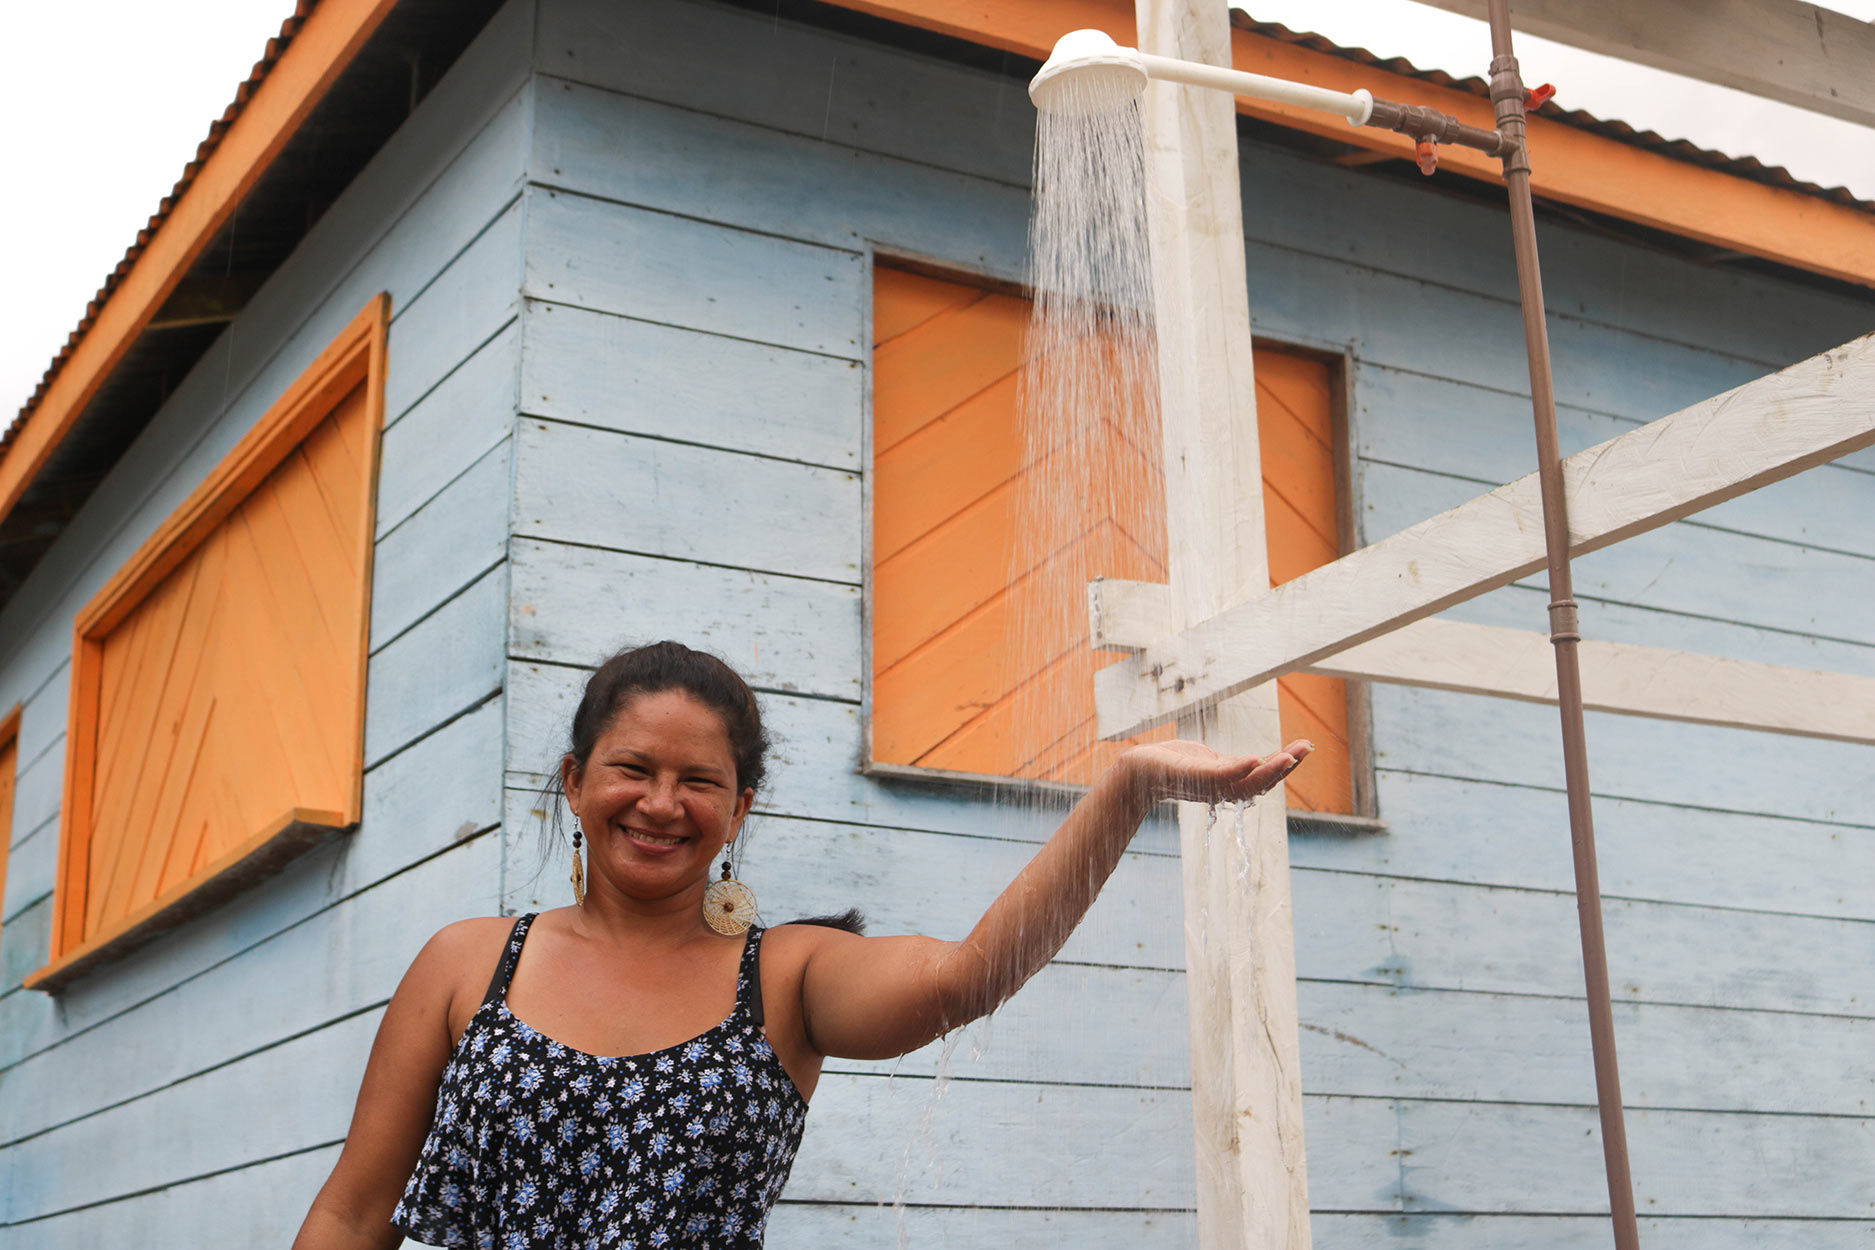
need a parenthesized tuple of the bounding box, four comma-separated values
(1137, 2, 1311, 1245)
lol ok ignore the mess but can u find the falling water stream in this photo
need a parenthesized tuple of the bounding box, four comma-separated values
(1008, 84, 1164, 790)
(884, 77, 1238, 1240)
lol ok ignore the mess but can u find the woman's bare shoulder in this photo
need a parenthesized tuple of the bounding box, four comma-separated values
(405, 915, 522, 990)
(759, 918, 866, 970)
(428, 914, 521, 957)
(401, 916, 527, 1039)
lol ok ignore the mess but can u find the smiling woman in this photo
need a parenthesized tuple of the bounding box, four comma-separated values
(291, 640, 1310, 1250)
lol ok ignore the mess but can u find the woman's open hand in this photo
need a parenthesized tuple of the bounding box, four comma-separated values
(801, 736, 1316, 1057)
(1120, 737, 1314, 805)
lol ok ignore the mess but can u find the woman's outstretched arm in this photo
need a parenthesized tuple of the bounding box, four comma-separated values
(793, 738, 1310, 1061)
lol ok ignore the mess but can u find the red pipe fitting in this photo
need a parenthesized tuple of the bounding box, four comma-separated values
(1415, 137, 1438, 175)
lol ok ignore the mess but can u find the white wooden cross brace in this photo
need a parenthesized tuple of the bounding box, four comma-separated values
(1092, 582, 1875, 745)
(1094, 331, 1875, 742)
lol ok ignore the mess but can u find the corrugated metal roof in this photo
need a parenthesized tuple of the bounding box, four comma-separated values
(8, 2, 318, 437)
(13, 3, 1869, 441)
(1233, 11, 1875, 214)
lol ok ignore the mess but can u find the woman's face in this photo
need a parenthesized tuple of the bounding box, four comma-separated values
(562, 689, 755, 906)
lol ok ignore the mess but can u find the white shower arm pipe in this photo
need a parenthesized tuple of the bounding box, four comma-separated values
(1136, 52, 1376, 124)
(1139, 50, 1517, 161)
(1029, 31, 1517, 164)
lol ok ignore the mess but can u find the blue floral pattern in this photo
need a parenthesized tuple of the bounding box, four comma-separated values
(393, 916, 806, 1248)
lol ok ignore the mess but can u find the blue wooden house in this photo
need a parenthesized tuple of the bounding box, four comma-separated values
(0, 0, 1870, 1245)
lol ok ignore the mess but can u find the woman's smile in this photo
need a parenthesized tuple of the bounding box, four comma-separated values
(620, 826, 689, 853)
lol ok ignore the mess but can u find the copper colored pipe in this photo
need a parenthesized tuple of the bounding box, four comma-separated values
(1484, 2, 1641, 1246)
(1363, 96, 1514, 157)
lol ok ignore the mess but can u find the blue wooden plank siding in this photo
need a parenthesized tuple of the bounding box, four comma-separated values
(0, 0, 1868, 1244)
(0, 0, 537, 1240)
(502, 0, 1875, 1246)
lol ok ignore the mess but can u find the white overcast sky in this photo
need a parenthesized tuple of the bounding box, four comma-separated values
(2, 1, 1873, 418)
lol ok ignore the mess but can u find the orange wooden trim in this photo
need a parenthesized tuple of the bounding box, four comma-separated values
(41, 295, 388, 972)
(0, 0, 400, 535)
(50, 637, 103, 958)
(0, 702, 20, 949)
(348, 300, 391, 824)
(24, 807, 349, 994)
(832, 0, 1875, 288)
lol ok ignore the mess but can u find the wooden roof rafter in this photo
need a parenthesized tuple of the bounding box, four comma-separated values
(1414, 0, 1875, 130)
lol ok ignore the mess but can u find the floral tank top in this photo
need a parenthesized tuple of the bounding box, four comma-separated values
(392, 914, 808, 1249)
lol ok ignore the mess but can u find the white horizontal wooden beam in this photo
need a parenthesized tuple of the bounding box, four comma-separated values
(1094, 332, 1875, 739)
(1091, 579, 1875, 745)
(1412, 0, 1875, 129)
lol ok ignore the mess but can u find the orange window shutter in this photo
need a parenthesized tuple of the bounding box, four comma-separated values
(871, 268, 1354, 813)
(1255, 351, 1355, 815)
(32, 296, 387, 991)
(79, 388, 371, 940)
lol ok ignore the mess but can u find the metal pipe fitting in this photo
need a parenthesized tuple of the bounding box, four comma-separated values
(1363, 96, 1516, 158)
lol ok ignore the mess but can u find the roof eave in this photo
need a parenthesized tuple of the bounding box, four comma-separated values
(828, 0, 1875, 287)
(6, 0, 1870, 584)
(0, 0, 401, 538)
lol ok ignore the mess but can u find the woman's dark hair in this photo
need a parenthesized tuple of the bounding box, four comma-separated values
(566, 641, 770, 792)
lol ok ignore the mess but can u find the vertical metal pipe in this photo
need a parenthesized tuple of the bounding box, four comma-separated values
(1483, 3, 1641, 1246)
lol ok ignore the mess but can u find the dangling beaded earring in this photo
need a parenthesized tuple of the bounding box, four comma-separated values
(702, 850, 757, 936)
(570, 817, 587, 906)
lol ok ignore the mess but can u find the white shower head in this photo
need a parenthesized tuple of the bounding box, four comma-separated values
(1029, 29, 1378, 126)
(1028, 29, 1149, 116)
